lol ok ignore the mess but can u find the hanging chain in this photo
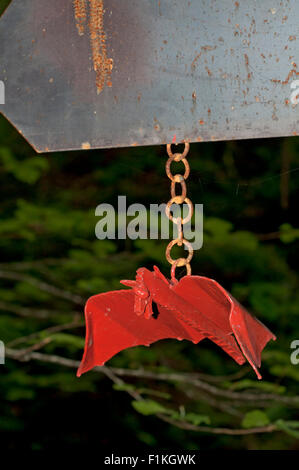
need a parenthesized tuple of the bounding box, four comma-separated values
(165, 143, 194, 282)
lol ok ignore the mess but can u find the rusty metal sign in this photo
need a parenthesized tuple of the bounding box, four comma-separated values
(1, 0, 299, 153)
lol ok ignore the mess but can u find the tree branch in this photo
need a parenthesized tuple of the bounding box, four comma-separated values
(109, 367, 299, 406)
(159, 415, 277, 436)
(5, 349, 298, 406)
(5, 348, 287, 435)
(6, 319, 83, 347)
(0, 269, 85, 305)
(0, 300, 78, 319)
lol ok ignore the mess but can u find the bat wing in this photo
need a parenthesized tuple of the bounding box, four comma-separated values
(173, 276, 276, 378)
(77, 289, 205, 377)
(174, 276, 233, 334)
(140, 268, 246, 366)
(229, 297, 276, 379)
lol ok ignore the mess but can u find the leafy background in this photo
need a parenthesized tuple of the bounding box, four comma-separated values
(0, 0, 299, 451)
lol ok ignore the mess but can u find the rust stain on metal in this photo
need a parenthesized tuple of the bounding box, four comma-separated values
(201, 45, 217, 52)
(271, 68, 299, 86)
(191, 46, 216, 71)
(191, 53, 201, 71)
(73, 0, 113, 94)
(244, 53, 252, 80)
(81, 141, 91, 149)
(282, 69, 299, 85)
(89, 0, 113, 93)
(73, 0, 87, 36)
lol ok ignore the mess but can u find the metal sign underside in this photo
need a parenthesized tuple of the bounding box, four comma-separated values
(1, 0, 299, 153)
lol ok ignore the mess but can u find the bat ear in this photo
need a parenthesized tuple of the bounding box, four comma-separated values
(120, 280, 137, 288)
(153, 265, 169, 284)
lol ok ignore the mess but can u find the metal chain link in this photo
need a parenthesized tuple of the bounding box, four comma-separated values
(165, 143, 194, 282)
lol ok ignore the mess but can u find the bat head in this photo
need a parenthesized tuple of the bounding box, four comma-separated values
(120, 266, 170, 319)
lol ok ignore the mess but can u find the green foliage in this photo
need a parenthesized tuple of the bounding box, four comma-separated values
(280, 224, 299, 244)
(184, 413, 210, 427)
(113, 383, 136, 392)
(242, 411, 270, 429)
(170, 411, 211, 427)
(269, 365, 299, 381)
(275, 420, 299, 439)
(45, 333, 85, 350)
(225, 380, 286, 394)
(132, 399, 167, 416)
(0, 147, 49, 184)
(132, 400, 211, 428)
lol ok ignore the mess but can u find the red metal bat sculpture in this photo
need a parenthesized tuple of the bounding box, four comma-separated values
(77, 266, 276, 379)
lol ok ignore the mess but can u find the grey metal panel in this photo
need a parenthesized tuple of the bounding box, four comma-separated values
(0, 0, 299, 152)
